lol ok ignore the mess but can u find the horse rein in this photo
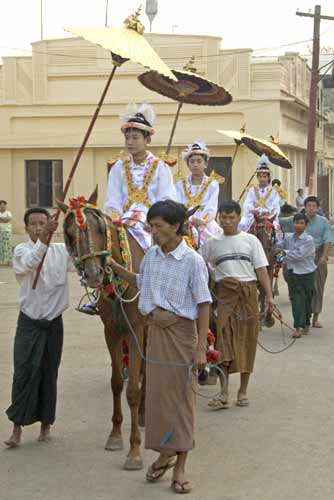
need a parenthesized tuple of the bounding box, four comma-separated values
(63, 202, 112, 274)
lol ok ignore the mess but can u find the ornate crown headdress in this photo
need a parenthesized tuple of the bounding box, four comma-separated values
(182, 139, 210, 161)
(120, 102, 156, 135)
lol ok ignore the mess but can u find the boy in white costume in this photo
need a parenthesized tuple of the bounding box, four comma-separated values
(239, 154, 281, 233)
(175, 141, 224, 247)
(104, 103, 176, 250)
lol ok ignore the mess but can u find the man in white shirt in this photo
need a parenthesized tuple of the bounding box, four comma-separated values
(5, 208, 73, 448)
(201, 200, 273, 410)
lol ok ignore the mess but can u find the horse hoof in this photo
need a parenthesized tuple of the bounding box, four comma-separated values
(138, 413, 145, 428)
(123, 456, 144, 471)
(105, 435, 124, 451)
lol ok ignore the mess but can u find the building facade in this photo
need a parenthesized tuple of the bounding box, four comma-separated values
(1, 33, 333, 235)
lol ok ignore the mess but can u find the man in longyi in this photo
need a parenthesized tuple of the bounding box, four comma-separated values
(303, 196, 334, 328)
(201, 201, 274, 409)
(5, 208, 73, 447)
(107, 200, 211, 495)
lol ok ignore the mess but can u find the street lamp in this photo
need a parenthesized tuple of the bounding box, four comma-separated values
(145, 0, 158, 32)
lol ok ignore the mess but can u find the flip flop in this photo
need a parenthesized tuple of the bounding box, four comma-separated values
(171, 479, 192, 494)
(236, 398, 249, 407)
(146, 458, 176, 482)
(208, 396, 229, 410)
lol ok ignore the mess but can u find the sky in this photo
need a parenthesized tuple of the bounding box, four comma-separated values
(1, 0, 334, 62)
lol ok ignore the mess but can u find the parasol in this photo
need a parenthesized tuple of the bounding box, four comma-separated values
(241, 135, 292, 169)
(138, 56, 232, 155)
(216, 130, 292, 201)
(215, 128, 246, 196)
(32, 7, 176, 288)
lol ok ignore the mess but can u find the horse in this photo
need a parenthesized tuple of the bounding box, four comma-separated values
(251, 213, 277, 326)
(58, 187, 147, 471)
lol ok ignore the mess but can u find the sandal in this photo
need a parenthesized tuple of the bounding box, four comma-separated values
(171, 479, 192, 494)
(208, 396, 229, 410)
(236, 398, 249, 407)
(146, 457, 176, 482)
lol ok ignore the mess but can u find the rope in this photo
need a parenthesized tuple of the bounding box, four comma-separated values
(211, 290, 297, 354)
(117, 293, 226, 399)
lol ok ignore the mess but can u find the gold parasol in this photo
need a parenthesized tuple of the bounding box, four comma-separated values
(65, 12, 176, 80)
(215, 128, 247, 196)
(217, 129, 292, 201)
(241, 135, 292, 169)
(138, 56, 232, 154)
(32, 7, 176, 289)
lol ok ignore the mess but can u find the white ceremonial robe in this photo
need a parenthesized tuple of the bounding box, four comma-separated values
(104, 152, 176, 250)
(239, 185, 281, 233)
(175, 175, 223, 246)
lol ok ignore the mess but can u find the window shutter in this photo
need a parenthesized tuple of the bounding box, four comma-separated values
(52, 160, 63, 206)
(26, 160, 39, 207)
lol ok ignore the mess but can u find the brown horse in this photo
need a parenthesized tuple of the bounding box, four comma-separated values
(251, 213, 277, 325)
(58, 187, 147, 471)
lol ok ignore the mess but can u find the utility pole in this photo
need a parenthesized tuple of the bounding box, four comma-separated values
(296, 5, 334, 192)
(105, 0, 109, 27)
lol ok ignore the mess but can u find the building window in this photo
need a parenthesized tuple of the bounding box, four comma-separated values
(26, 160, 63, 208)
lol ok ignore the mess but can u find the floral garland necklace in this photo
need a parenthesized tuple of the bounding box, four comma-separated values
(182, 175, 211, 209)
(254, 185, 273, 208)
(123, 157, 160, 211)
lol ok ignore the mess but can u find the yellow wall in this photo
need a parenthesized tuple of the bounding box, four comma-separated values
(1, 33, 333, 234)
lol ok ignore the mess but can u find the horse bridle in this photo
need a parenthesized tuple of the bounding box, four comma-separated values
(64, 203, 112, 275)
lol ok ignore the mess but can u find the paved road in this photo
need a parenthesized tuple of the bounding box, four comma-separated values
(1, 264, 333, 500)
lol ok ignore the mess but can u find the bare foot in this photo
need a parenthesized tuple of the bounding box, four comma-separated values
(312, 321, 323, 328)
(4, 426, 22, 448)
(38, 424, 51, 442)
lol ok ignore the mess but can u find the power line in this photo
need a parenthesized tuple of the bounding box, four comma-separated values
(0, 33, 328, 65)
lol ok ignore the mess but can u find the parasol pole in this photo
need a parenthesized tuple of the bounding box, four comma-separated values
(165, 100, 183, 155)
(237, 169, 257, 203)
(32, 63, 121, 289)
(221, 142, 240, 198)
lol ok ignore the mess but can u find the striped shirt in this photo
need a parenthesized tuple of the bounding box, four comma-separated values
(200, 232, 268, 282)
(136, 239, 212, 320)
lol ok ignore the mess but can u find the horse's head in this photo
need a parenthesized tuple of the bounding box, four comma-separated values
(253, 213, 276, 259)
(58, 187, 111, 288)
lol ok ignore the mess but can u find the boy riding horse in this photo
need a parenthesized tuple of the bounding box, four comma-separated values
(239, 154, 281, 234)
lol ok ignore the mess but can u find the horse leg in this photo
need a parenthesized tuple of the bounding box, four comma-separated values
(123, 327, 144, 471)
(138, 367, 146, 428)
(104, 330, 124, 451)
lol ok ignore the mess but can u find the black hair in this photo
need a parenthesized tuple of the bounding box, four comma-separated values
(124, 126, 150, 139)
(0, 200, 7, 205)
(272, 178, 281, 186)
(280, 202, 297, 216)
(304, 196, 320, 208)
(218, 200, 241, 216)
(187, 153, 208, 164)
(293, 213, 309, 224)
(24, 207, 50, 226)
(297, 188, 303, 194)
(147, 200, 187, 236)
